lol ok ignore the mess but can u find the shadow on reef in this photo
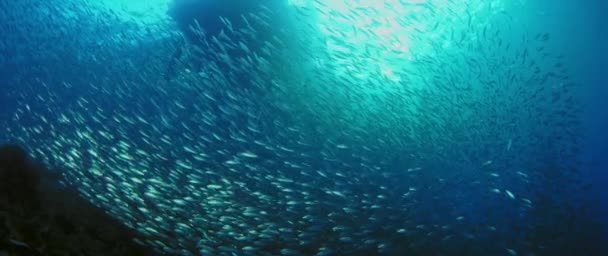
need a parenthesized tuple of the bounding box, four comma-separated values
(0, 144, 158, 256)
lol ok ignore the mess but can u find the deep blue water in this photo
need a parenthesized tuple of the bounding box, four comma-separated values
(1, 0, 607, 255)
(551, 0, 608, 234)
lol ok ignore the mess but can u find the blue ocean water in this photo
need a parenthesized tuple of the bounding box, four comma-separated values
(546, 0, 608, 238)
(520, 0, 608, 234)
(1, 0, 607, 255)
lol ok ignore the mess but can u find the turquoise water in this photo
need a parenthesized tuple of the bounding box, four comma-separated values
(1, 0, 606, 255)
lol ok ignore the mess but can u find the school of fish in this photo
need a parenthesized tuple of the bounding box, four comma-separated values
(0, 0, 593, 255)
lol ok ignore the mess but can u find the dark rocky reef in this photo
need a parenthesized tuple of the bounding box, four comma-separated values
(0, 144, 157, 256)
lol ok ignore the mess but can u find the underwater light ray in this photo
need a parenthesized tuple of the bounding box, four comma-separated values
(304, 0, 504, 84)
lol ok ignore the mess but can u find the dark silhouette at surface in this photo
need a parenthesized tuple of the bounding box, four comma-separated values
(0, 144, 157, 256)
(168, 0, 278, 44)
(165, 0, 286, 81)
